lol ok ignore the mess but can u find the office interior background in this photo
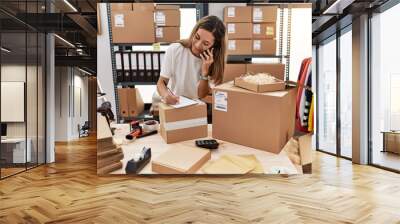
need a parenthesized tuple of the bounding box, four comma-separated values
(0, 0, 399, 222)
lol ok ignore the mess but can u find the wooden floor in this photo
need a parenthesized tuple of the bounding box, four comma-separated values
(1, 135, 400, 223)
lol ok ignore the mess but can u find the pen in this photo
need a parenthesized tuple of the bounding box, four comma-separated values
(163, 80, 176, 96)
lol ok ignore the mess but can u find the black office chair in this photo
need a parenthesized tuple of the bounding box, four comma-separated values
(79, 121, 90, 138)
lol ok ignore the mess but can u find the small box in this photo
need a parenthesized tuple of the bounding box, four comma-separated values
(226, 23, 252, 39)
(252, 23, 276, 39)
(152, 146, 211, 174)
(155, 26, 180, 43)
(252, 6, 278, 23)
(224, 6, 252, 23)
(154, 7, 180, 27)
(212, 82, 297, 154)
(111, 10, 155, 43)
(223, 63, 247, 83)
(246, 63, 285, 81)
(234, 77, 285, 93)
(226, 39, 252, 55)
(159, 102, 208, 144)
(252, 39, 276, 55)
(110, 3, 132, 11)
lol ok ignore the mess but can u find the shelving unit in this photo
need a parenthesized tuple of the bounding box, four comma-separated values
(226, 4, 292, 81)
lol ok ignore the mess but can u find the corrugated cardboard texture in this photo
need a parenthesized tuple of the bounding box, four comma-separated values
(252, 39, 276, 55)
(226, 23, 252, 39)
(252, 23, 276, 39)
(234, 78, 286, 92)
(252, 6, 278, 23)
(111, 10, 155, 43)
(117, 88, 129, 117)
(224, 6, 252, 23)
(226, 39, 252, 55)
(156, 5, 180, 10)
(133, 3, 154, 11)
(159, 103, 208, 143)
(155, 10, 180, 27)
(111, 3, 132, 11)
(246, 63, 285, 81)
(156, 26, 180, 43)
(223, 63, 247, 83)
(152, 146, 211, 174)
(212, 82, 297, 154)
(118, 88, 144, 118)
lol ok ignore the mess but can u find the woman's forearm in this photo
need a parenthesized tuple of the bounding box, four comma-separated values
(198, 79, 210, 99)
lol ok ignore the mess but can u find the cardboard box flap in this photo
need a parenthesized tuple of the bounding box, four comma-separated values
(159, 102, 207, 123)
(214, 81, 290, 98)
(152, 146, 211, 173)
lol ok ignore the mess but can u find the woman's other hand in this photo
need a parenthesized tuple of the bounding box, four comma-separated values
(200, 48, 214, 77)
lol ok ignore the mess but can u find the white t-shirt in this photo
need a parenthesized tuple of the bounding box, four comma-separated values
(160, 43, 202, 99)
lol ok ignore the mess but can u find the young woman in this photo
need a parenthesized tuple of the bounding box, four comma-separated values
(156, 15, 226, 105)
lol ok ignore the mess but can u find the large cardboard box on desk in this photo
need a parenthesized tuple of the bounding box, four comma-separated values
(159, 102, 208, 143)
(212, 82, 297, 154)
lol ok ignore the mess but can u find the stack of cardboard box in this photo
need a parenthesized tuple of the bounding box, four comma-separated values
(110, 3, 180, 44)
(224, 5, 278, 56)
(155, 5, 181, 43)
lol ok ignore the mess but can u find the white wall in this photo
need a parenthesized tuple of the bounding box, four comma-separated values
(97, 3, 116, 116)
(54, 67, 89, 141)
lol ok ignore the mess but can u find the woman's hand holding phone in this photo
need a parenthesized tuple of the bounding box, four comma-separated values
(200, 48, 214, 77)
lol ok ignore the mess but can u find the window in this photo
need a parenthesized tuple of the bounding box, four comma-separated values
(317, 35, 337, 154)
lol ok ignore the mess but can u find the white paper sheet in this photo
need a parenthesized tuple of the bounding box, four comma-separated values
(170, 96, 199, 109)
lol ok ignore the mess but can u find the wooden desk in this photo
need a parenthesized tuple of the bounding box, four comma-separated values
(110, 124, 299, 174)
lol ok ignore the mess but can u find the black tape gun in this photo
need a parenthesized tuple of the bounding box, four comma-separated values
(125, 147, 151, 174)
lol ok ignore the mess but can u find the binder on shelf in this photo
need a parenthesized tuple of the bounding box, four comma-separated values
(123, 53, 131, 82)
(138, 53, 145, 82)
(145, 53, 153, 82)
(130, 52, 138, 82)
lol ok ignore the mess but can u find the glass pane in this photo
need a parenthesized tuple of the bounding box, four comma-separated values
(371, 4, 400, 171)
(27, 31, 38, 169)
(317, 36, 337, 154)
(1, 30, 28, 177)
(339, 28, 352, 158)
(38, 32, 46, 165)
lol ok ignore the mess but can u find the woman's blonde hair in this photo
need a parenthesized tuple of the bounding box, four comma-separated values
(177, 15, 226, 85)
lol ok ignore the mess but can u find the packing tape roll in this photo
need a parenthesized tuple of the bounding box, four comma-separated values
(143, 120, 159, 133)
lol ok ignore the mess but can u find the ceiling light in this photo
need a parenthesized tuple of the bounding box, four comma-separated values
(54, 34, 75, 48)
(78, 67, 92, 76)
(63, 0, 78, 12)
(1, 47, 11, 53)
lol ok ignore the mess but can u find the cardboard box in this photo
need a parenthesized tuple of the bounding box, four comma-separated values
(110, 3, 132, 11)
(246, 63, 285, 81)
(252, 23, 276, 39)
(226, 39, 252, 55)
(117, 87, 144, 118)
(252, 39, 276, 55)
(156, 26, 180, 43)
(223, 63, 247, 83)
(224, 6, 252, 23)
(111, 10, 155, 43)
(156, 5, 180, 10)
(159, 102, 208, 144)
(252, 6, 278, 23)
(154, 9, 180, 26)
(234, 77, 285, 92)
(132, 3, 154, 12)
(152, 146, 211, 174)
(226, 23, 252, 39)
(212, 82, 297, 154)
